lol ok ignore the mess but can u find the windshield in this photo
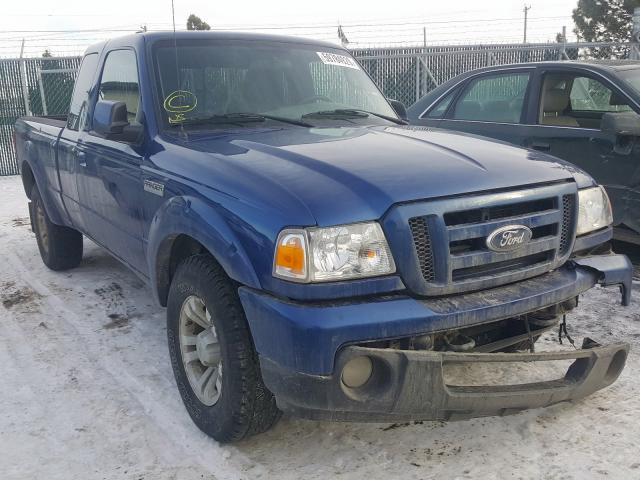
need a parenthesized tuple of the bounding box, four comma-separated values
(152, 39, 397, 128)
(617, 67, 640, 96)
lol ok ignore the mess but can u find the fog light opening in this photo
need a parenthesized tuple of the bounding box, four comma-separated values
(604, 349, 627, 383)
(341, 356, 373, 389)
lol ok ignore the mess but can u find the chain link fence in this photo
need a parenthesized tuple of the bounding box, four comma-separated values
(0, 56, 80, 175)
(0, 42, 637, 175)
(352, 41, 638, 107)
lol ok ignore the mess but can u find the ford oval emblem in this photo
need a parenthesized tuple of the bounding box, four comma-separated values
(486, 224, 532, 252)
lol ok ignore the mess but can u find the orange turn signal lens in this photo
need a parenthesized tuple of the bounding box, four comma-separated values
(274, 231, 307, 281)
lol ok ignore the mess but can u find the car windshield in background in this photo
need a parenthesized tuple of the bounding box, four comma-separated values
(152, 40, 398, 129)
(617, 67, 640, 96)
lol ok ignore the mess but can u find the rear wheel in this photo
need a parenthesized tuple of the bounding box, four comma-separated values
(167, 254, 280, 443)
(30, 185, 83, 271)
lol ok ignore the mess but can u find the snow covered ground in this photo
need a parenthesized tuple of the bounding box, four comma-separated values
(1, 174, 639, 480)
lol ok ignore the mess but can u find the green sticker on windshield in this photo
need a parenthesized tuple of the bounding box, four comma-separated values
(163, 90, 197, 124)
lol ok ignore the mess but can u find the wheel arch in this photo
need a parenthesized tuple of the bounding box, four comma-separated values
(20, 157, 67, 225)
(21, 160, 36, 200)
(148, 196, 261, 307)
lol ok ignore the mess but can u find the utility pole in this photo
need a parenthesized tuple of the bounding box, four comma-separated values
(523, 4, 531, 43)
(632, 7, 640, 60)
(423, 26, 426, 48)
(559, 25, 567, 60)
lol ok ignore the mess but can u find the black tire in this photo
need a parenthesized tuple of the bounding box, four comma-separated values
(30, 185, 83, 271)
(167, 254, 281, 443)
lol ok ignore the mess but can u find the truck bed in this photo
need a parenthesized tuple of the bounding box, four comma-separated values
(19, 115, 67, 129)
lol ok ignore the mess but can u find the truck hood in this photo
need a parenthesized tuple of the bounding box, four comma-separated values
(177, 125, 593, 226)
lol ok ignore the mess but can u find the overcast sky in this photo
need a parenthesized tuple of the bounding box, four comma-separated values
(1, 0, 580, 58)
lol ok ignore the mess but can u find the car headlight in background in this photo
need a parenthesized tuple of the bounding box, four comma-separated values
(273, 222, 395, 282)
(577, 186, 613, 236)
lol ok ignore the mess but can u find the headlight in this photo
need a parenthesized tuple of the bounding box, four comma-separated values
(273, 222, 395, 282)
(577, 186, 613, 236)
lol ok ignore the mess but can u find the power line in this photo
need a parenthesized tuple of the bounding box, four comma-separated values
(0, 14, 576, 58)
(0, 15, 572, 34)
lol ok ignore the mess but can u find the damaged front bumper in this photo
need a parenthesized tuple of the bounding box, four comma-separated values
(572, 254, 633, 306)
(261, 341, 629, 422)
(240, 254, 632, 421)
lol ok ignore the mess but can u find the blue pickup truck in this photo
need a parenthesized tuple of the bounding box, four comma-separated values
(15, 31, 633, 443)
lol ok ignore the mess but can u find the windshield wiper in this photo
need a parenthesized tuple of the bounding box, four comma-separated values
(302, 109, 407, 125)
(170, 112, 313, 128)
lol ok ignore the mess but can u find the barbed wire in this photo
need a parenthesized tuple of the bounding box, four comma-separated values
(0, 14, 578, 58)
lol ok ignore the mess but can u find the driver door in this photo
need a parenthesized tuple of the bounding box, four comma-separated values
(76, 48, 146, 274)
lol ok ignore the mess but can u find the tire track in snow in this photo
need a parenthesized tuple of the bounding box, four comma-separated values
(5, 248, 264, 480)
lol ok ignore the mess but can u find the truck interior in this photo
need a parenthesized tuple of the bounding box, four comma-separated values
(152, 40, 396, 125)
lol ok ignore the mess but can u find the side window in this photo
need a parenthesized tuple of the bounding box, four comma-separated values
(67, 53, 99, 131)
(452, 72, 530, 123)
(540, 73, 633, 129)
(98, 50, 141, 124)
(570, 76, 632, 113)
(425, 90, 455, 118)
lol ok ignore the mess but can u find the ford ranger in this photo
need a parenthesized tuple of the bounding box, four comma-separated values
(14, 32, 633, 443)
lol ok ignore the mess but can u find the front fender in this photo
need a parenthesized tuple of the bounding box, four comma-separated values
(147, 195, 261, 305)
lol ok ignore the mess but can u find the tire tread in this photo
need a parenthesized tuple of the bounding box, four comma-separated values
(168, 254, 280, 442)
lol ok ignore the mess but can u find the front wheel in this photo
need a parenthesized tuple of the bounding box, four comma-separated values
(167, 254, 280, 443)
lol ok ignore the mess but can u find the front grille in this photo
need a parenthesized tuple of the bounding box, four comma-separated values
(404, 183, 578, 296)
(409, 216, 435, 281)
(560, 194, 576, 255)
(443, 197, 555, 226)
(451, 250, 554, 281)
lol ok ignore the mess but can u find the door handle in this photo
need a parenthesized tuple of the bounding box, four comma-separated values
(529, 141, 551, 152)
(76, 151, 87, 167)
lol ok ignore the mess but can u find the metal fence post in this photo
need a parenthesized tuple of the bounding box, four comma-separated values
(415, 57, 421, 103)
(37, 69, 48, 116)
(19, 40, 32, 116)
(631, 8, 640, 60)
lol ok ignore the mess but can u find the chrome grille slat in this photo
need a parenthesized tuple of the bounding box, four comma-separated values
(447, 209, 561, 242)
(449, 236, 558, 271)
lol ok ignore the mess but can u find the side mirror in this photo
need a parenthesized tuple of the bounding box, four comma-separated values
(601, 112, 640, 155)
(601, 112, 640, 136)
(388, 99, 408, 121)
(93, 100, 129, 137)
